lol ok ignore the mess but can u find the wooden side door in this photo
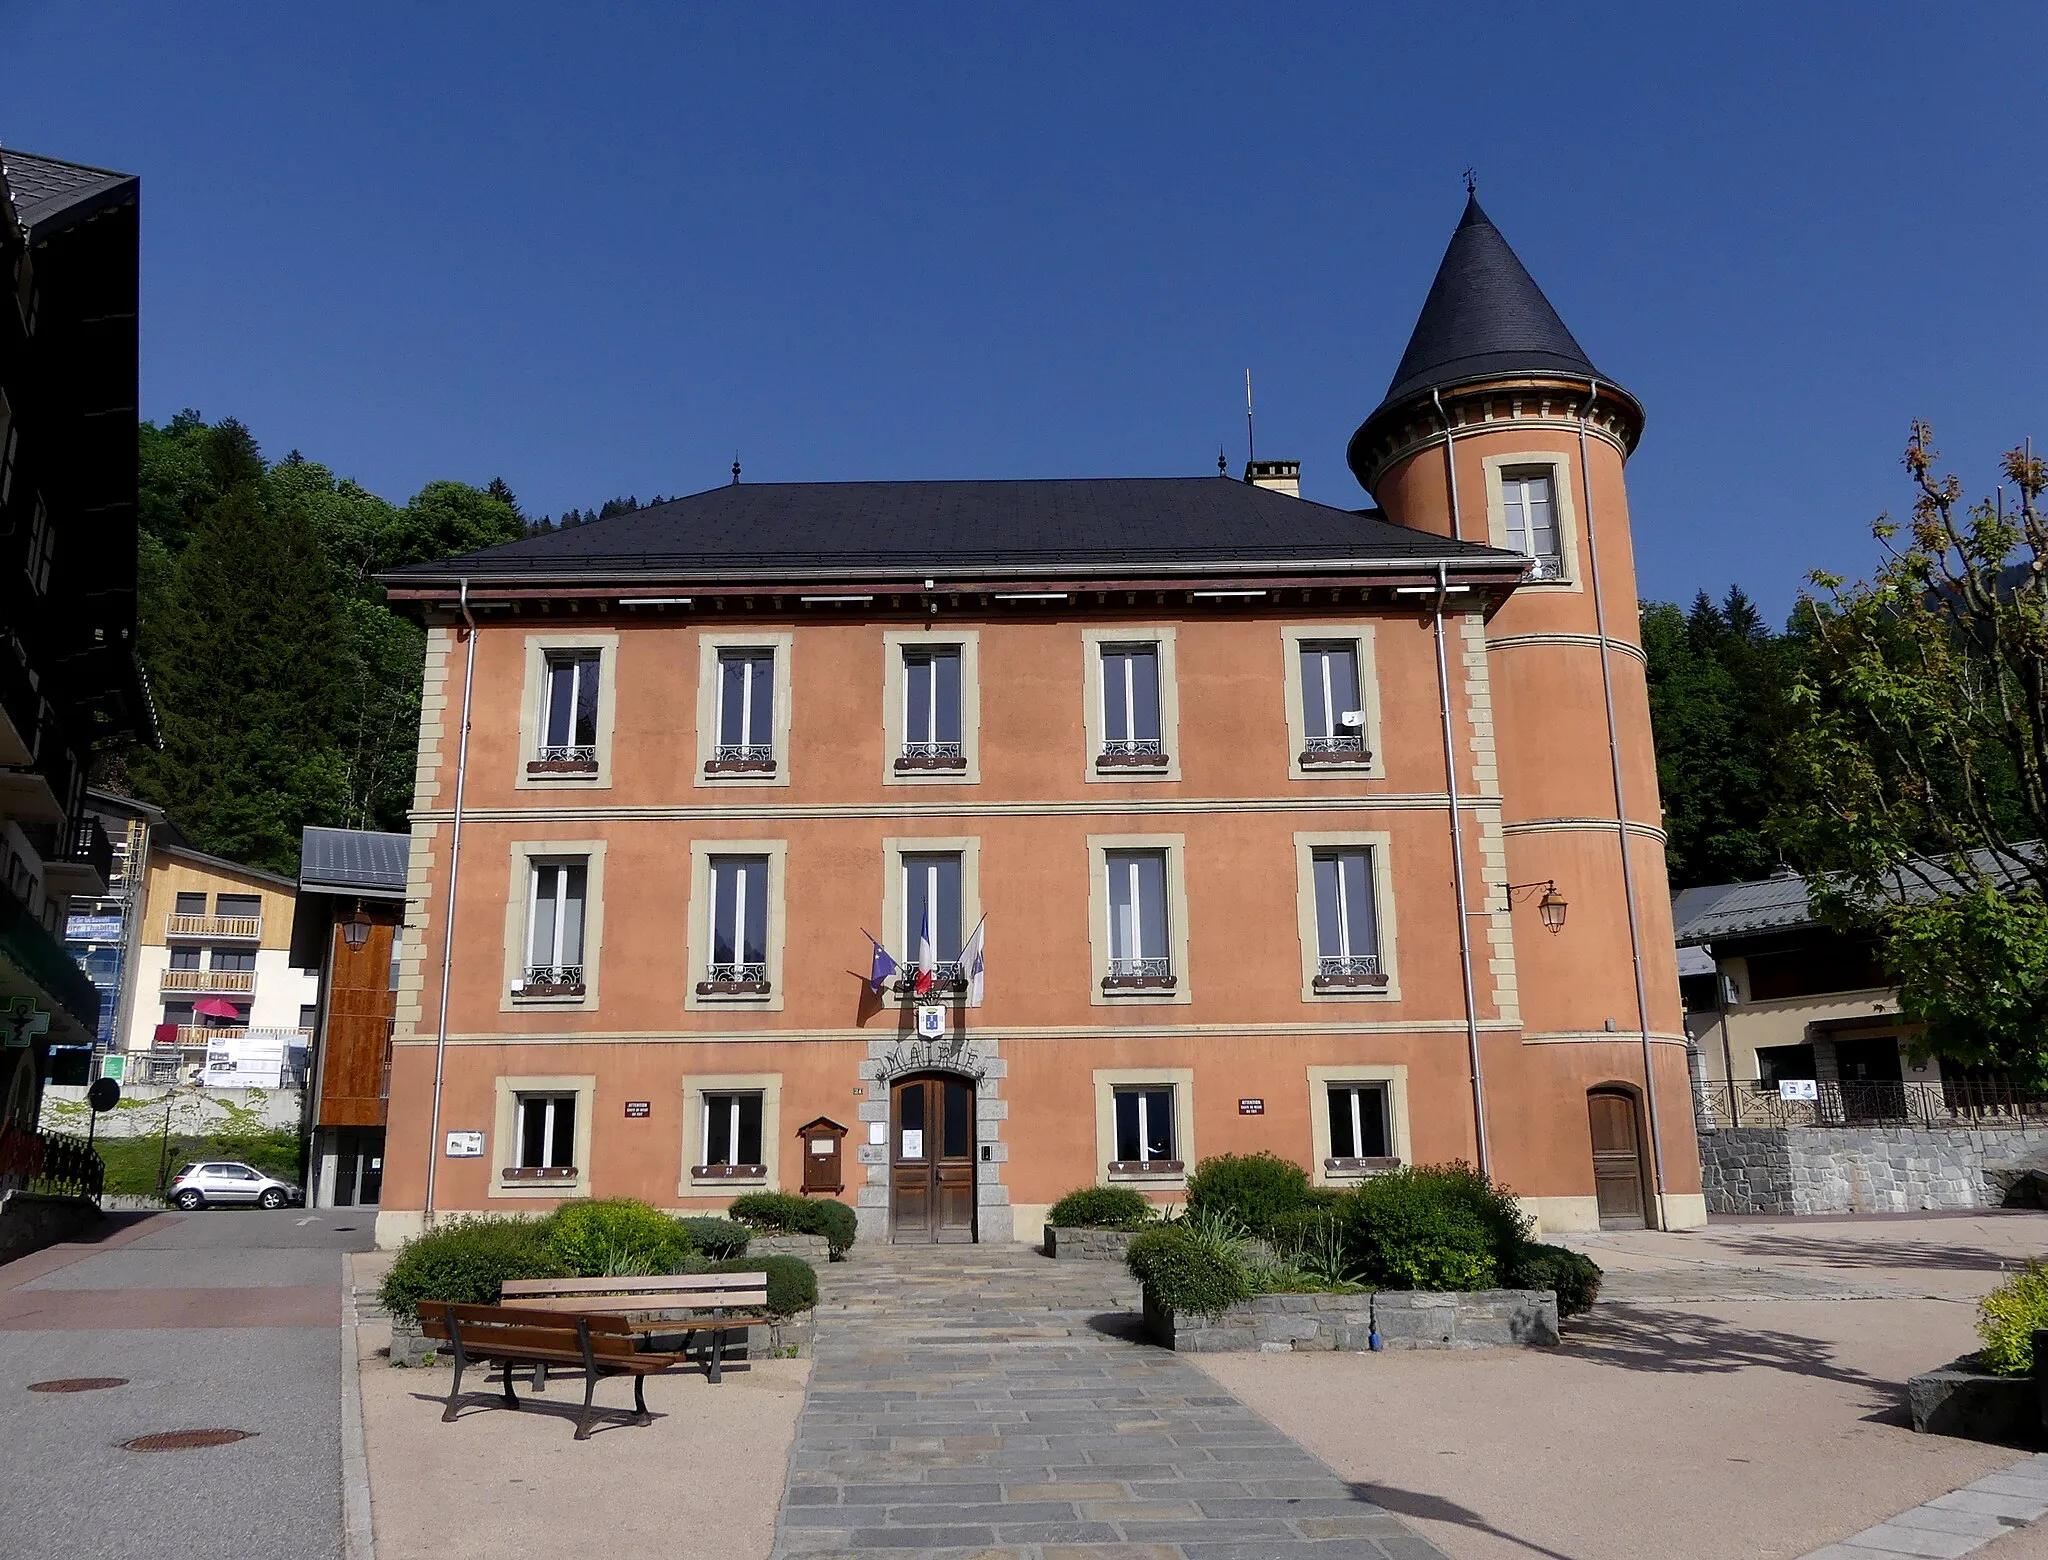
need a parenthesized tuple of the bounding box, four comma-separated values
(890, 1075, 978, 1244)
(932, 1077, 977, 1244)
(1588, 1090, 1647, 1229)
(890, 1078, 934, 1243)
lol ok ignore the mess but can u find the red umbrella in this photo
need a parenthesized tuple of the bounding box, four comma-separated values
(192, 998, 242, 1021)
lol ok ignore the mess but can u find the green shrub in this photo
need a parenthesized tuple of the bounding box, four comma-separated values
(1185, 1152, 1315, 1236)
(542, 1199, 695, 1277)
(708, 1254, 818, 1316)
(1343, 1164, 1529, 1291)
(1506, 1243, 1603, 1318)
(1977, 1260, 2048, 1376)
(677, 1217, 751, 1259)
(1126, 1223, 1254, 1316)
(378, 1217, 563, 1323)
(726, 1191, 859, 1257)
(1047, 1185, 1155, 1230)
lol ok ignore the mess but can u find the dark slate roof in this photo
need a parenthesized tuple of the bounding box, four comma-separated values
(0, 147, 137, 240)
(384, 477, 1525, 587)
(299, 827, 409, 900)
(1377, 195, 1608, 409)
(1671, 846, 2046, 945)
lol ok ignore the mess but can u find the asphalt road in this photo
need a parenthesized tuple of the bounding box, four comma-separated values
(0, 1207, 371, 1560)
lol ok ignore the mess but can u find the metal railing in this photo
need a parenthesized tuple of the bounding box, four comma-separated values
(0, 1124, 104, 1200)
(534, 744, 597, 764)
(896, 960, 965, 995)
(165, 913, 262, 940)
(1693, 1079, 2048, 1131)
(160, 968, 255, 994)
(1525, 554, 1564, 582)
(1303, 735, 1368, 757)
(169, 1024, 311, 1049)
(1107, 956, 1172, 981)
(711, 744, 774, 765)
(706, 960, 768, 985)
(519, 964, 584, 992)
(1100, 739, 1163, 758)
(1317, 953, 1382, 980)
(900, 741, 964, 762)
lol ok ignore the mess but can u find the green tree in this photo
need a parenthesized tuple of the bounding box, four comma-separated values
(1773, 423, 2048, 1080)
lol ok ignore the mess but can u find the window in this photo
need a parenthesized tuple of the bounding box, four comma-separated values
(299, 1004, 318, 1030)
(699, 1091, 764, 1174)
(0, 387, 15, 508)
(168, 946, 201, 971)
(513, 1092, 577, 1176)
(899, 648, 964, 771)
(901, 853, 964, 991)
(1098, 644, 1164, 765)
(1298, 642, 1368, 764)
(535, 651, 601, 768)
(702, 856, 769, 992)
(1311, 849, 1383, 988)
(173, 891, 206, 916)
(1105, 850, 1171, 987)
(1501, 468, 1562, 580)
(711, 650, 776, 771)
(23, 495, 52, 593)
(210, 948, 256, 973)
(215, 894, 261, 919)
(1112, 1085, 1178, 1168)
(1756, 1045, 1817, 1087)
(521, 860, 587, 996)
(1326, 1082, 1391, 1163)
(161, 1001, 194, 1028)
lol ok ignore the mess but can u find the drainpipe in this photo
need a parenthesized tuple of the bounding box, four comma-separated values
(422, 580, 478, 1227)
(1432, 389, 1462, 543)
(1429, 559, 1490, 1177)
(1576, 383, 1669, 1225)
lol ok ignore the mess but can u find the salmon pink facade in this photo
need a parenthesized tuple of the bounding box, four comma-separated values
(372, 196, 1702, 1248)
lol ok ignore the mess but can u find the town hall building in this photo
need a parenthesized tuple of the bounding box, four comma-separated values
(371, 194, 1704, 1248)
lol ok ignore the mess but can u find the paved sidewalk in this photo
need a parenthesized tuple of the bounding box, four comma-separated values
(1803, 1454, 2048, 1558)
(777, 1242, 1446, 1560)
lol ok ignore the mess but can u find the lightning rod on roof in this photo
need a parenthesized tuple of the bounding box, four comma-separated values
(731, 455, 741, 485)
(1245, 370, 1256, 471)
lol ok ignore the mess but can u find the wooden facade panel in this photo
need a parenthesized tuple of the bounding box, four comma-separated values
(316, 911, 397, 1130)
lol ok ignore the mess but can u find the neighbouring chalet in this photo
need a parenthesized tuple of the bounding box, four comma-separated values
(369, 195, 1701, 1247)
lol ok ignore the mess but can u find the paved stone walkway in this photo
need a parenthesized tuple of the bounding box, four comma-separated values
(1800, 1454, 2048, 1559)
(773, 1241, 1447, 1560)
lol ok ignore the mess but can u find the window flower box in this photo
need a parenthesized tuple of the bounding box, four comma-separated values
(514, 980, 585, 1000)
(1096, 751, 1170, 770)
(689, 1163, 767, 1180)
(894, 754, 967, 774)
(1107, 1159, 1184, 1176)
(1324, 1156, 1402, 1176)
(526, 758, 599, 776)
(1298, 747, 1372, 768)
(499, 1165, 578, 1183)
(695, 979, 772, 997)
(1103, 974, 1176, 992)
(703, 758, 776, 775)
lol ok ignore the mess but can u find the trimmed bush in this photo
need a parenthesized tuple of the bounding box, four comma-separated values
(1342, 1164, 1530, 1292)
(1184, 1152, 1315, 1237)
(1505, 1243, 1603, 1318)
(677, 1217, 751, 1259)
(726, 1191, 859, 1257)
(1047, 1185, 1155, 1230)
(378, 1217, 563, 1323)
(1977, 1260, 2048, 1376)
(1126, 1223, 1254, 1316)
(708, 1254, 818, 1316)
(543, 1199, 695, 1277)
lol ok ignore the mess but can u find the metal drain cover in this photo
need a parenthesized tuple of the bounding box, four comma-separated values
(29, 1377, 128, 1393)
(122, 1429, 254, 1452)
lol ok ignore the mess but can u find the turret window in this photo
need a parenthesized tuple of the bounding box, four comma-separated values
(1501, 468, 1561, 580)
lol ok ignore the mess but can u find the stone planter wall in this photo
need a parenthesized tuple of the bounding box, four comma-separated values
(748, 1232, 831, 1263)
(1699, 1125, 2048, 1215)
(1145, 1286, 1559, 1353)
(1046, 1226, 1142, 1261)
(1908, 1354, 2039, 1442)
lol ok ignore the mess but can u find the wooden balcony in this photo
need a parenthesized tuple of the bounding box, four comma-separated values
(165, 913, 262, 941)
(159, 968, 256, 995)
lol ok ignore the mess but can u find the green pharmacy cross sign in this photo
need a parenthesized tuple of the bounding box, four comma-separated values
(0, 997, 52, 1049)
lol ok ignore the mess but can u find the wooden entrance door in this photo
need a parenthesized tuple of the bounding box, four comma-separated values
(890, 1074, 976, 1244)
(1588, 1089, 1648, 1229)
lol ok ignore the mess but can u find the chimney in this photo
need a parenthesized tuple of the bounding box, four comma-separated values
(1244, 459, 1301, 498)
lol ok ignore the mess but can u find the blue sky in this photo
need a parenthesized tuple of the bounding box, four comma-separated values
(9, 4, 2045, 619)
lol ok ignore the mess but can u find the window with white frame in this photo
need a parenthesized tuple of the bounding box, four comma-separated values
(902, 852, 964, 991)
(522, 860, 587, 994)
(1501, 468, 1562, 580)
(1113, 1084, 1178, 1167)
(1311, 848, 1383, 987)
(712, 649, 776, 768)
(1326, 1081, 1391, 1162)
(537, 651, 601, 765)
(514, 1092, 577, 1173)
(1298, 641, 1367, 762)
(1105, 849, 1171, 985)
(699, 1091, 765, 1171)
(704, 856, 769, 989)
(1099, 644, 1163, 761)
(900, 647, 963, 768)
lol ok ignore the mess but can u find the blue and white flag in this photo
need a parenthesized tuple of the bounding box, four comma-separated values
(961, 916, 986, 1008)
(864, 931, 898, 994)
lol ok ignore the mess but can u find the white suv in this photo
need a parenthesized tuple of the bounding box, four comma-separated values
(168, 1162, 303, 1210)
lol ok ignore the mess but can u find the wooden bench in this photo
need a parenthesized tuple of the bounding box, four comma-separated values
(418, 1303, 680, 1440)
(500, 1273, 773, 1384)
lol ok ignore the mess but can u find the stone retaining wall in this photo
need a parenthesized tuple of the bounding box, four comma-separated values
(1045, 1226, 1140, 1261)
(749, 1231, 831, 1262)
(1145, 1286, 1559, 1353)
(1700, 1125, 2048, 1215)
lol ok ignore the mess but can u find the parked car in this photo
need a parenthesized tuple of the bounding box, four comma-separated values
(167, 1162, 303, 1210)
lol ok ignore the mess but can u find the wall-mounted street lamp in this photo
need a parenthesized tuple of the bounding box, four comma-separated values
(340, 900, 372, 950)
(1506, 880, 1569, 934)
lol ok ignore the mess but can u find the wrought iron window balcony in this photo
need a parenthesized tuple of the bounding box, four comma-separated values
(895, 740, 966, 774)
(705, 744, 776, 775)
(527, 744, 598, 775)
(893, 961, 966, 998)
(1097, 738, 1168, 770)
(698, 960, 771, 996)
(1314, 953, 1387, 990)
(1524, 554, 1565, 582)
(515, 964, 585, 998)
(1103, 956, 1175, 991)
(1300, 734, 1371, 767)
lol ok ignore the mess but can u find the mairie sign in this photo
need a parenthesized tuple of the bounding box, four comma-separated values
(872, 1032, 987, 1082)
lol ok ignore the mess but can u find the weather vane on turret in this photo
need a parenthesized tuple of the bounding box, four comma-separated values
(1463, 166, 1477, 196)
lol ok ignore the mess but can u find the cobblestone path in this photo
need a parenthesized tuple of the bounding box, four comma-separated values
(773, 1241, 1447, 1560)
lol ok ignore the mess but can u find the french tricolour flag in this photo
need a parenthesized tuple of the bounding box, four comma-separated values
(914, 907, 937, 997)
